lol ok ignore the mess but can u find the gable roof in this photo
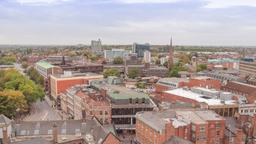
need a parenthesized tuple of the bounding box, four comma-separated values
(0, 114, 12, 125)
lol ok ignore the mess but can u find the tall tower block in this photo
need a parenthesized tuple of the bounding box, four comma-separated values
(168, 38, 174, 69)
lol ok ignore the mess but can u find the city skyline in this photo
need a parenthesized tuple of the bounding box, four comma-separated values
(0, 0, 256, 46)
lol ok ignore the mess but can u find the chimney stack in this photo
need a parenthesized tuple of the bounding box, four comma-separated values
(2, 127, 10, 144)
(52, 123, 58, 144)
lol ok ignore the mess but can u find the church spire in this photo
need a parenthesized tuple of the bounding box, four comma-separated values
(168, 37, 174, 69)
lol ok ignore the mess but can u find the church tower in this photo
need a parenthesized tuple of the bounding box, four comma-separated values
(168, 38, 174, 69)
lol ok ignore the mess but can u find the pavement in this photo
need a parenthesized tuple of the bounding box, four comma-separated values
(23, 99, 62, 121)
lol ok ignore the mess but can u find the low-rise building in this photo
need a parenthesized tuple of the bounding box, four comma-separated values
(222, 81, 256, 103)
(136, 109, 226, 144)
(35, 61, 62, 94)
(155, 77, 221, 94)
(160, 88, 238, 117)
(90, 80, 157, 133)
(61, 85, 112, 123)
(50, 72, 103, 107)
(0, 114, 120, 144)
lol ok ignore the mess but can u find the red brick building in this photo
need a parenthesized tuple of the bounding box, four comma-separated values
(155, 77, 221, 94)
(76, 89, 112, 124)
(222, 81, 256, 103)
(158, 88, 238, 117)
(136, 110, 226, 144)
(50, 72, 103, 103)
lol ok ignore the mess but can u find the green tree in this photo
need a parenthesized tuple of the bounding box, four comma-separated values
(0, 69, 45, 105)
(0, 56, 16, 65)
(103, 68, 120, 78)
(136, 82, 146, 89)
(27, 67, 44, 86)
(21, 62, 29, 69)
(128, 68, 139, 79)
(0, 90, 28, 118)
(197, 64, 207, 72)
(169, 68, 179, 77)
(113, 57, 124, 64)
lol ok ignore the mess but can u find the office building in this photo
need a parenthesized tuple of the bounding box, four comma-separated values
(91, 39, 102, 54)
(239, 60, 256, 78)
(132, 43, 150, 57)
(143, 50, 151, 63)
(49, 72, 103, 107)
(104, 49, 130, 62)
(90, 79, 157, 133)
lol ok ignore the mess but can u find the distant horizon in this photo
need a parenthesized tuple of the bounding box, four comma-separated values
(0, 0, 256, 46)
(0, 43, 256, 48)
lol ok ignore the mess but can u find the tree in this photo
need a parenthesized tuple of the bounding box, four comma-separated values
(113, 57, 124, 64)
(197, 64, 207, 72)
(0, 90, 28, 118)
(136, 82, 146, 89)
(27, 67, 44, 86)
(103, 68, 120, 78)
(0, 56, 16, 65)
(21, 62, 29, 69)
(128, 68, 139, 79)
(169, 67, 179, 77)
(0, 69, 45, 105)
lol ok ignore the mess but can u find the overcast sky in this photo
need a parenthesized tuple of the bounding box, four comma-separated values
(0, 0, 256, 46)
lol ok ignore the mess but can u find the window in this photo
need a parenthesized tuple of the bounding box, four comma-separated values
(129, 98, 132, 104)
(100, 111, 103, 115)
(105, 111, 108, 115)
(200, 126, 205, 132)
(142, 98, 145, 103)
(192, 125, 196, 131)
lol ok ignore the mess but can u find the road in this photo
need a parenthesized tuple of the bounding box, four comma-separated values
(23, 99, 62, 121)
(14, 63, 63, 121)
(14, 63, 25, 76)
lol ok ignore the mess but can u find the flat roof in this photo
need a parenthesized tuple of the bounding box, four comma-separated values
(52, 72, 103, 79)
(92, 81, 149, 100)
(158, 77, 189, 84)
(36, 61, 55, 69)
(164, 88, 236, 106)
(106, 84, 149, 100)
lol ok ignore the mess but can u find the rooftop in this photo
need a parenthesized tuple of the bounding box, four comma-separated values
(164, 88, 236, 106)
(136, 109, 224, 132)
(36, 61, 55, 69)
(157, 77, 189, 85)
(52, 71, 103, 79)
(0, 114, 11, 125)
(91, 80, 149, 100)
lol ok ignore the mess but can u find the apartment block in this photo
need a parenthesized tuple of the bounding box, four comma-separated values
(136, 110, 225, 144)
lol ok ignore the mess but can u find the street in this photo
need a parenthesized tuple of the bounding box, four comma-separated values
(14, 63, 63, 121)
(23, 99, 62, 121)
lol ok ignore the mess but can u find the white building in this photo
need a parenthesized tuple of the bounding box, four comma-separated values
(91, 39, 102, 54)
(143, 50, 151, 63)
(104, 49, 130, 62)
